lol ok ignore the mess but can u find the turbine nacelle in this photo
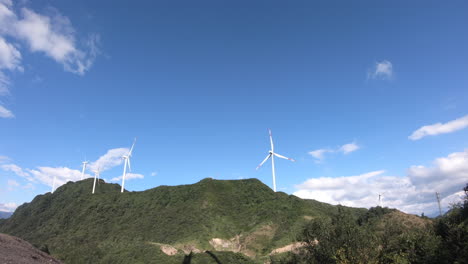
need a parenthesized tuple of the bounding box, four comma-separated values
(256, 129, 295, 192)
(121, 138, 137, 193)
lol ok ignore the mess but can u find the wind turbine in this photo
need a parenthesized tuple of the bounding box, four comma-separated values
(52, 175, 57, 193)
(92, 167, 100, 194)
(81, 161, 88, 180)
(436, 192, 442, 216)
(378, 193, 382, 207)
(256, 129, 295, 192)
(121, 138, 136, 193)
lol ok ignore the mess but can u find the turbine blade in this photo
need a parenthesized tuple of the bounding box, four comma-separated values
(128, 138, 137, 156)
(127, 158, 131, 172)
(274, 153, 295, 162)
(256, 154, 272, 170)
(269, 129, 274, 151)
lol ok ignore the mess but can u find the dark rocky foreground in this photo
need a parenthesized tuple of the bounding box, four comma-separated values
(0, 233, 62, 264)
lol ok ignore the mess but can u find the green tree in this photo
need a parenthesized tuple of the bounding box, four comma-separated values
(434, 184, 468, 264)
(290, 206, 379, 264)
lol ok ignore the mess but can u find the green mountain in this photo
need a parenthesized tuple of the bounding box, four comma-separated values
(0, 178, 366, 263)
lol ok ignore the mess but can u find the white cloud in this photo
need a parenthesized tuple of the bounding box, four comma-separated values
(409, 115, 468, 140)
(0, 104, 14, 118)
(0, 202, 17, 212)
(22, 182, 34, 190)
(1, 162, 92, 190)
(0, 155, 10, 163)
(110, 173, 144, 182)
(6, 178, 19, 191)
(309, 142, 360, 162)
(88, 147, 128, 172)
(295, 150, 468, 215)
(308, 149, 333, 161)
(0, 1, 19, 101)
(0, 1, 100, 118)
(0, 1, 15, 34)
(151, 172, 157, 177)
(0, 36, 22, 72)
(7, 179, 19, 187)
(0, 146, 131, 192)
(27, 166, 92, 188)
(13, 8, 99, 75)
(339, 142, 360, 154)
(368, 60, 393, 80)
(1, 163, 32, 180)
(0, 3, 100, 76)
(0, 71, 10, 95)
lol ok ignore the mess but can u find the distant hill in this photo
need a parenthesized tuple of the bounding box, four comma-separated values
(0, 211, 12, 219)
(0, 178, 367, 263)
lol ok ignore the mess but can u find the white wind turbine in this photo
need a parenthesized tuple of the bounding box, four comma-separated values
(92, 167, 101, 194)
(256, 129, 295, 192)
(121, 138, 136, 193)
(52, 175, 57, 193)
(81, 161, 88, 180)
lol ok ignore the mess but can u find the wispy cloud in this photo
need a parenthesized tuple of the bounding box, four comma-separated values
(27, 166, 92, 188)
(409, 115, 468, 140)
(7, 179, 19, 191)
(1, 163, 92, 188)
(0, 146, 135, 191)
(0, 202, 17, 212)
(1, 163, 33, 180)
(309, 142, 360, 162)
(0, 104, 14, 118)
(308, 149, 333, 161)
(14, 8, 100, 75)
(0, 0, 100, 117)
(7, 179, 19, 186)
(339, 142, 360, 154)
(88, 148, 128, 172)
(368, 60, 393, 80)
(0, 155, 11, 163)
(110, 173, 144, 182)
(295, 149, 468, 215)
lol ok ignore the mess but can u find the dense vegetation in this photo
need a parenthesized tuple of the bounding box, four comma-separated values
(0, 178, 363, 263)
(2, 178, 466, 263)
(271, 185, 468, 264)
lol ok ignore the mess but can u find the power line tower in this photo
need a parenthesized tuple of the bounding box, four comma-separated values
(435, 192, 442, 216)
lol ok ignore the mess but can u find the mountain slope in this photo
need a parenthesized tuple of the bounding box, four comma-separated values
(0, 178, 365, 263)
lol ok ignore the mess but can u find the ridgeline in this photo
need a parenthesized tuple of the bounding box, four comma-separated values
(2, 179, 464, 263)
(0, 178, 364, 263)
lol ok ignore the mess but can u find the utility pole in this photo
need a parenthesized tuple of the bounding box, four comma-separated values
(435, 192, 442, 216)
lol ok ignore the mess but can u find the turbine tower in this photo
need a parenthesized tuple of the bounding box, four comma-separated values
(52, 175, 57, 193)
(256, 129, 295, 192)
(81, 161, 88, 180)
(92, 167, 100, 194)
(121, 138, 136, 193)
(378, 193, 382, 207)
(436, 192, 442, 216)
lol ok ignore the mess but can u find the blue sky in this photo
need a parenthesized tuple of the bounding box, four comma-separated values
(1, 0, 467, 216)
